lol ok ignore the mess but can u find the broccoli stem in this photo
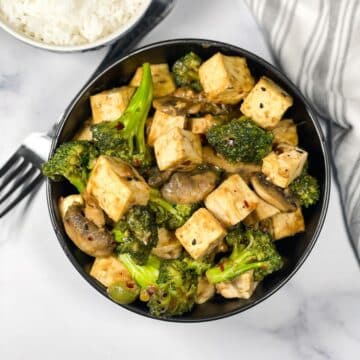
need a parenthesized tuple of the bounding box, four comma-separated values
(206, 258, 268, 284)
(119, 253, 160, 289)
(149, 189, 182, 221)
(67, 175, 87, 193)
(120, 63, 153, 157)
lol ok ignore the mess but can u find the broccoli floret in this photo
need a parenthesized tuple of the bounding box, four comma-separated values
(119, 253, 160, 289)
(206, 228, 283, 284)
(206, 117, 273, 163)
(147, 259, 199, 317)
(148, 189, 199, 230)
(172, 52, 203, 92)
(224, 223, 244, 247)
(289, 173, 320, 208)
(42, 140, 98, 193)
(120, 253, 210, 317)
(113, 206, 158, 264)
(182, 256, 212, 275)
(91, 63, 153, 168)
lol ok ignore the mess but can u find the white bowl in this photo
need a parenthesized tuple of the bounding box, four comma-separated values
(0, 0, 151, 52)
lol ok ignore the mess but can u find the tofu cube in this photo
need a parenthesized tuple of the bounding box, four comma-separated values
(130, 63, 176, 97)
(270, 208, 305, 240)
(148, 110, 186, 146)
(272, 119, 298, 146)
(90, 86, 135, 124)
(90, 256, 133, 287)
(86, 155, 150, 222)
(189, 114, 218, 134)
(154, 127, 202, 171)
(243, 197, 280, 226)
(205, 174, 259, 227)
(175, 208, 226, 260)
(262, 144, 308, 188)
(73, 119, 93, 141)
(196, 276, 215, 304)
(215, 270, 257, 299)
(240, 76, 293, 129)
(199, 52, 255, 104)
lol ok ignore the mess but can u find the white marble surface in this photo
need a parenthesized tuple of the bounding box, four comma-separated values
(0, 1, 359, 359)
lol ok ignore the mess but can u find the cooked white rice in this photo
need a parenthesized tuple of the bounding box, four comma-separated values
(0, 0, 147, 46)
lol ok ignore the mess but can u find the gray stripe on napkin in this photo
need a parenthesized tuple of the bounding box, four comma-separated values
(244, 0, 360, 262)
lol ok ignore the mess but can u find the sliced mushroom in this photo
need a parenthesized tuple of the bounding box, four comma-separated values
(250, 173, 297, 212)
(153, 87, 236, 117)
(145, 166, 174, 188)
(82, 191, 106, 228)
(151, 228, 183, 259)
(203, 146, 260, 183)
(58, 195, 84, 219)
(63, 204, 115, 257)
(161, 170, 218, 204)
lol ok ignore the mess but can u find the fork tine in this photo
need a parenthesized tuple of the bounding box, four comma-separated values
(0, 173, 43, 218)
(0, 151, 21, 177)
(0, 160, 27, 192)
(0, 166, 37, 205)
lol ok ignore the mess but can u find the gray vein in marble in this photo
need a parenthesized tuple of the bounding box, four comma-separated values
(0, 72, 20, 92)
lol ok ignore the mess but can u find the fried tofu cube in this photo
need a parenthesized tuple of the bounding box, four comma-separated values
(175, 208, 226, 260)
(215, 270, 257, 299)
(243, 197, 280, 226)
(86, 155, 150, 222)
(189, 114, 218, 134)
(154, 127, 202, 171)
(147, 110, 186, 146)
(262, 144, 308, 188)
(272, 119, 298, 146)
(205, 174, 259, 227)
(90, 256, 133, 287)
(73, 119, 93, 141)
(196, 276, 215, 304)
(270, 208, 305, 240)
(90, 86, 135, 124)
(240, 76, 293, 129)
(130, 63, 176, 97)
(199, 52, 255, 104)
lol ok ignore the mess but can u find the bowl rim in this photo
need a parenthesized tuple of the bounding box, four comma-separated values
(47, 38, 331, 322)
(0, 0, 151, 53)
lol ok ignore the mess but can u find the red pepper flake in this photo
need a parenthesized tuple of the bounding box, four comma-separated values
(115, 123, 124, 130)
(146, 286, 156, 296)
(126, 281, 135, 289)
(244, 200, 249, 208)
(87, 236, 93, 241)
(219, 263, 225, 272)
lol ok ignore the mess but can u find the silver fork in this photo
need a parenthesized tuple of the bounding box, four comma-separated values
(0, 133, 52, 217)
(0, 0, 176, 218)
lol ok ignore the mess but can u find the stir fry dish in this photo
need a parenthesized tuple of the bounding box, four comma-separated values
(43, 52, 320, 318)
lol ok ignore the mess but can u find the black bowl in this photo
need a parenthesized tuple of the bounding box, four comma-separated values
(47, 39, 331, 322)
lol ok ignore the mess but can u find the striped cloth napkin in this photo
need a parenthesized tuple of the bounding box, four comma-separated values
(244, 0, 360, 262)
